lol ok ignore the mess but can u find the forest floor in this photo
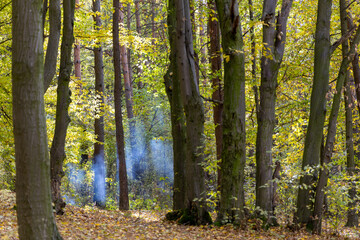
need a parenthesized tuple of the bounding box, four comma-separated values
(0, 190, 359, 239)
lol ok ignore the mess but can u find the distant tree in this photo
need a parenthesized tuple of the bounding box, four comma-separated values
(12, 0, 62, 238)
(50, 0, 75, 215)
(208, 0, 223, 190)
(92, 0, 106, 208)
(113, 0, 129, 210)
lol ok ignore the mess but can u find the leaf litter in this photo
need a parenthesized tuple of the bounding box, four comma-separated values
(0, 190, 359, 239)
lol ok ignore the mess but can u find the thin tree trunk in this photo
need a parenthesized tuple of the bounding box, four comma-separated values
(342, 0, 359, 228)
(295, 0, 332, 226)
(44, 0, 61, 92)
(92, 0, 106, 208)
(175, 0, 211, 225)
(74, 0, 81, 81)
(256, 0, 292, 226)
(164, 0, 187, 210)
(312, 16, 360, 234)
(208, 0, 223, 192)
(352, 52, 360, 113)
(12, 0, 62, 238)
(215, 0, 246, 225)
(345, 75, 358, 227)
(113, 0, 129, 211)
(135, 0, 141, 34)
(249, 0, 256, 84)
(50, 0, 75, 216)
(119, 3, 137, 179)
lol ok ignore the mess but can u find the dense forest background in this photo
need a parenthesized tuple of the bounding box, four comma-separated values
(2, 0, 360, 238)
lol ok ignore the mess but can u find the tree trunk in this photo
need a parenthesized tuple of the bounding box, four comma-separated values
(342, 0, 359, 228)
(345, 75, 358, 227)
(295, 0, 332, 226)
(256, 0, 292, 226)
(312, 14, 360, 234)
(74, 0, 81, 81)
(119, 3, 137, 179)
(135, 0, 141, 34)
(92, 0, 106, 208)
(12, 0, 62, 238)
(208, 0, 223, 192)
(164, 0, 187, 210)
(174, 0, 211, 225)
(113, 0, 129, 211)
(44, 0, 61, 92)
(215, 0, 247, 225)
(50, 0, 75, 216)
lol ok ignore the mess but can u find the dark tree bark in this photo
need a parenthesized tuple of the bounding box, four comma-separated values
(44, 0, 61, 92)
(92, 0, 106, 208)
(256, 0, 292, 226)
(50, 0, 75, 215)
(295, 0, 332, 226)
(208, 0, 223, 190)
(312, 14, 360, 234)
(164, 0, 187, 211)
(215, 0, 247, 225)
(74, 0, 81, 81)
(346, 10, 359, 228)
(113, 0, 129, 211)
(345, 74, 358, 227)
(174, 0, 212, 225)
(135, 0, 141, 34)
(12, 0, 62, 238)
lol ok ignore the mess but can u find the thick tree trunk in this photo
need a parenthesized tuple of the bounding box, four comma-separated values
(50, 0, 75, 215)
(164, 0, 187, 210)
(174, 0, 211, 225)
(215, 0, 247, 225)
(256, 0, 292, 226)
(113, 0, 129, 211)
(295, 0, 332, 226)
(44, 0, 61, 92)
(92, 0, 106, 208)
(312, 15, 360, 234)
(12, 0, 62, 238)
(208, 0, 223, 191)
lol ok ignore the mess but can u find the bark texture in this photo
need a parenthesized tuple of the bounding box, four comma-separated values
(92, 0, 106, 208)
(215, 0, 247, 225)
(12, 0, 62, 238)
(119, 3, 137, 179)
(113, 0, 129, 211)
(44, 0, 61, 92)
(174, 0, 211, 225)
(50, 0, 75, 215)
(256, 0, 292, 225)
(312, 3, 360, 233)
(295, 0, 332, 226)
(208, 0, 223, 185)
(164, 0, 187, 211)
